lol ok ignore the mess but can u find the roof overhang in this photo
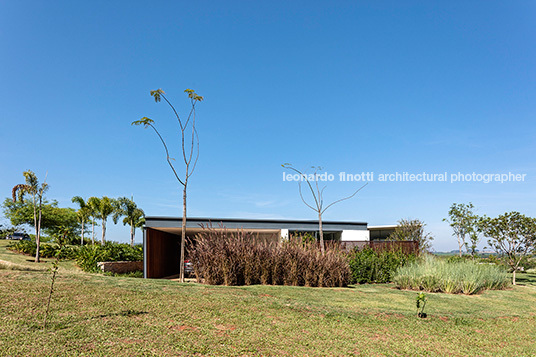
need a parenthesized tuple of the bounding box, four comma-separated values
(145, 216, 368, 231)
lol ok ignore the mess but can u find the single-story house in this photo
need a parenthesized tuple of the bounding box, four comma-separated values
(143, 216, 381, 279)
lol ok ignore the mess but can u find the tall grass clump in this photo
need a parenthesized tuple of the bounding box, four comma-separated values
(189, 226, 350, 287)
(393, 255, 510, 294)
(75, 242, 143, 273)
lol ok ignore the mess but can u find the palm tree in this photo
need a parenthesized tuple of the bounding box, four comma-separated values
(87, 197, 100, 244)
(113, 197, 145, 246)
(12, 170, 48, 262)
(71, 196, 90, 245)
(89, 196, 115, 244)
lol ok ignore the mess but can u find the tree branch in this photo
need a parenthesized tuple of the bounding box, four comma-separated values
(322, 182, 368, 214)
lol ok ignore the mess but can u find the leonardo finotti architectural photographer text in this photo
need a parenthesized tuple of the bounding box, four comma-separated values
(282, 171, 527, 184)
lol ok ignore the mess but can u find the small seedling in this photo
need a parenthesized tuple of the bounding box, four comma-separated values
(43, 227, 68, 329)
(416, 292, 427, 318)
(43, 260, 59, 329)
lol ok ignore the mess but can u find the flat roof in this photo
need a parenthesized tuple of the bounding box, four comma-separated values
(145, 216, 368, 231)
(368, 225, 398, 230)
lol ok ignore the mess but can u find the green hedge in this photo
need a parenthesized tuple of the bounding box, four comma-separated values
(75, 242, 143, 273)
(7, 241, 79, 260)
(348, 247, 417, 284)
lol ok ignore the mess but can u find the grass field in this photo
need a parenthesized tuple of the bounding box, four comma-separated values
(1, 240, 535, 356)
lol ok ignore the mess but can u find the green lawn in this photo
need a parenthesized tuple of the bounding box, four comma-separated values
(1, 240, 535, 356)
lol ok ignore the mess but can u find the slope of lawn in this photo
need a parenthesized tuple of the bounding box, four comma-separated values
(1, 240, 535, 356)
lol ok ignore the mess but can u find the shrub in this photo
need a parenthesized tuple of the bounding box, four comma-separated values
(348, 247, 417, 284)
(8, 240, 37, 256)
(8, 241, 79, 259)
(75, 242, 143, 273)
(189, 227, 350, 287)
(393, 255, 510, 294)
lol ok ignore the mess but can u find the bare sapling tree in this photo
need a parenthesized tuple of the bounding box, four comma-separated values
(282, 164, 367, 255)
(12, 170, 48, 262)
(133, 88, 203, 282)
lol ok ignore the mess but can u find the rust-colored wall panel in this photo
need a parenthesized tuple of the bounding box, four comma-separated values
(146, 228, 181, 278)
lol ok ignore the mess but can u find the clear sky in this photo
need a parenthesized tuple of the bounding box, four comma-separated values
(1, 1, 535, 251)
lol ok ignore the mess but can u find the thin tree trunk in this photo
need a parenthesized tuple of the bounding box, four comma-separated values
(318, 212, 325, 255)
(130, 221, 135, 247)
(180, 185, 187, 283)
(91, 219, 95, 244)
(101, 219, 106, 244)
(512, 269, 516, 285)
(32, 195, 39, 262)
(36, 197, 42, 263)
(81, 219, 85, 246)
(458, 236, 463, 257)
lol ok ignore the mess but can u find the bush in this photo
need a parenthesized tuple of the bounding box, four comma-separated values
(75, 242, 143, 273)
(189, 227, 350, 287)
(393, 255, 510, 294)
(8, 241, 79, 259)
(8, 240, 37, 256)
(348, 247, 417, 284)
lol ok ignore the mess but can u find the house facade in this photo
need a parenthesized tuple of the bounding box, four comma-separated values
(143, 217, 371, 278)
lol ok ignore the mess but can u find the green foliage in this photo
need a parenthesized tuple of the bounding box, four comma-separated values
(75, 242, 143, 273)
(348, 247, 417, 284)
(113, 197, 145, 246)
(87, 196, 117, 243)
(444, 202, 481, 256)
(480, 211, 536, 284)
(443, 202, 480, 256)
(2, 198, 80, 238)
(416, 292, 427, 318)
(8, 241, 79, 260)
(131, 117, 155, 127)
(393, 255, 510, 294)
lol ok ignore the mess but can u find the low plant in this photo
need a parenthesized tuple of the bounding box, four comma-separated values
(348, 247, 417, 284)
(416, 292, 427, 318)
(393, 255, 509, 294)
(43, 260, 59, 329)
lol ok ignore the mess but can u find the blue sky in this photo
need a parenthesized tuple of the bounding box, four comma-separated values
(1, 1, 535, 251)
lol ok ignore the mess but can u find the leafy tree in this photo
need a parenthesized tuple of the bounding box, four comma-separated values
(11, 170, 49, 262)
(3, 198, 79, 241)
(113, 197, 145, 247)
(133, 88, 203, 282)
(443, 203, 481, 257)
(72, 196, 91, 245)
(281, 164, 366, 255)
(88, 196, 116, 244)
(389, 218, 434, 254)
(480, 211, 536, 285)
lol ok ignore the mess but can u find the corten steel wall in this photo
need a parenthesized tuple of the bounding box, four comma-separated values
(145, 228, 181, 278)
